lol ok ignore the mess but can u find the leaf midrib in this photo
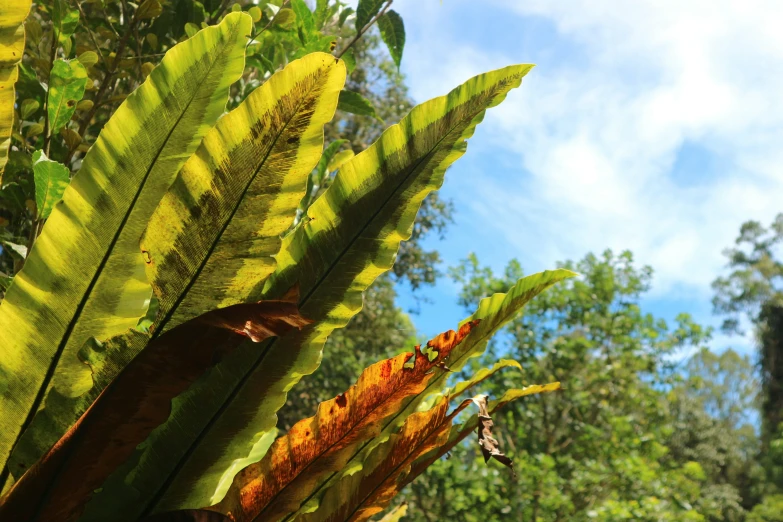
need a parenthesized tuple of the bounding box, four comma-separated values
(141, 67, 328, 516)
(3, 26, 235, 484)
(48, 69, 70, 134)
(286, 308, 507, 522)
(341, 404, 456, 522)
(153, 68, 327, 338)
(146, 88, 466, 517)
(251, 356, 430, 522)
(148, 79, 504, 518)
(280, 105, 499, 522)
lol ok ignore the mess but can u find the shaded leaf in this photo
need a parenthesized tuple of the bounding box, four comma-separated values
(210, 321, 479, 522)
(76, 51, 98, 68)
(291, 0, 315, 36)
(377, 11, 404, 69)
(355, 0, 385, 30)
(301, 140, 348, 212)
(141, 510, 232, 522)
(337, 90, 381, 122)
(31, 150, 69, 220)
(0, 182, 26, 212)
(19, 99, 38, 119)
(60, 128, 82, 150)
(274, 9, 297, 30)
(0, 294, 311, 522)
(136, 0, 164, 20)
(341, 49, 356, 74)
(338, 7, 354, 28)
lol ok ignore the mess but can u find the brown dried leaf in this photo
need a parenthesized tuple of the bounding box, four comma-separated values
(209, 320, 480, 522)
(404, 383, 562, 485)
(140, 509, 232, 522)
(376, 503, 407, 522)
(0, 293, 311, 522)
(295, 395, 472, 522)
(472, 394, 515, 476)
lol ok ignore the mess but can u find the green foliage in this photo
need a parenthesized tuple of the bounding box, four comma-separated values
(713, 214, 783, 498)
(377, 10, 405, 69)
(337, 89, 382, 121)
(47, 59, 87, 135)
(747, 495, 783, 522)
(669, 349, 761, 520)
(712, 213, 783, 334)
(356, 0, 386, 31)
(31, 150, 68, 219)
(405, 251, 712, 521)
(0, 3, 550, 521)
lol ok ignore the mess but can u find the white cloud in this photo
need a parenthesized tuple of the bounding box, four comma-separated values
(392, 0, 783, 300)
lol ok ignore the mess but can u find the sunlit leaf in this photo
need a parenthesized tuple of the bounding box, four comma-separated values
(404, 383, 562, 485)
(52, 0, 79, 47)
(31, 150, 69, 220)
(0, 13, 251, 482)
(292, 270, 575, 512)
(295, 396, 465, 522)
(47, 59, 88, 134)
(0, 0, 31, 177)
(79, 63, 535, 521)
(327, 149, 354, 172)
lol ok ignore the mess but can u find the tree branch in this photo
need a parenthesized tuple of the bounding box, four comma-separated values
(335, 0, 393, 59)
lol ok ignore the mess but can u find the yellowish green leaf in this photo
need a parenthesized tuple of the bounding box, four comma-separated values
(0, 0, 31, 177)
(32, 149, 70, 219)
(47, 59, 88, 134)
(1, 12, 251, 483)
(326, 149, 354, 172)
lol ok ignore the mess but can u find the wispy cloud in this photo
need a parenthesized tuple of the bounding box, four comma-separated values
(393, 0, 783, 305)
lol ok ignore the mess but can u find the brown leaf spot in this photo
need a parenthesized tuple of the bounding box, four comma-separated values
(335, 393, 347, 408)
(380, 359, 393, 379)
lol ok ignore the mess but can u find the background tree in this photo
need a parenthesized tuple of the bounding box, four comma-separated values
(712, 214, 783, 509)
(402, 250, 712, 522)
(668, 348, 761, 520)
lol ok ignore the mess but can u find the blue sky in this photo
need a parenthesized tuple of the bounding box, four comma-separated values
(378, 0, 783, 356)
